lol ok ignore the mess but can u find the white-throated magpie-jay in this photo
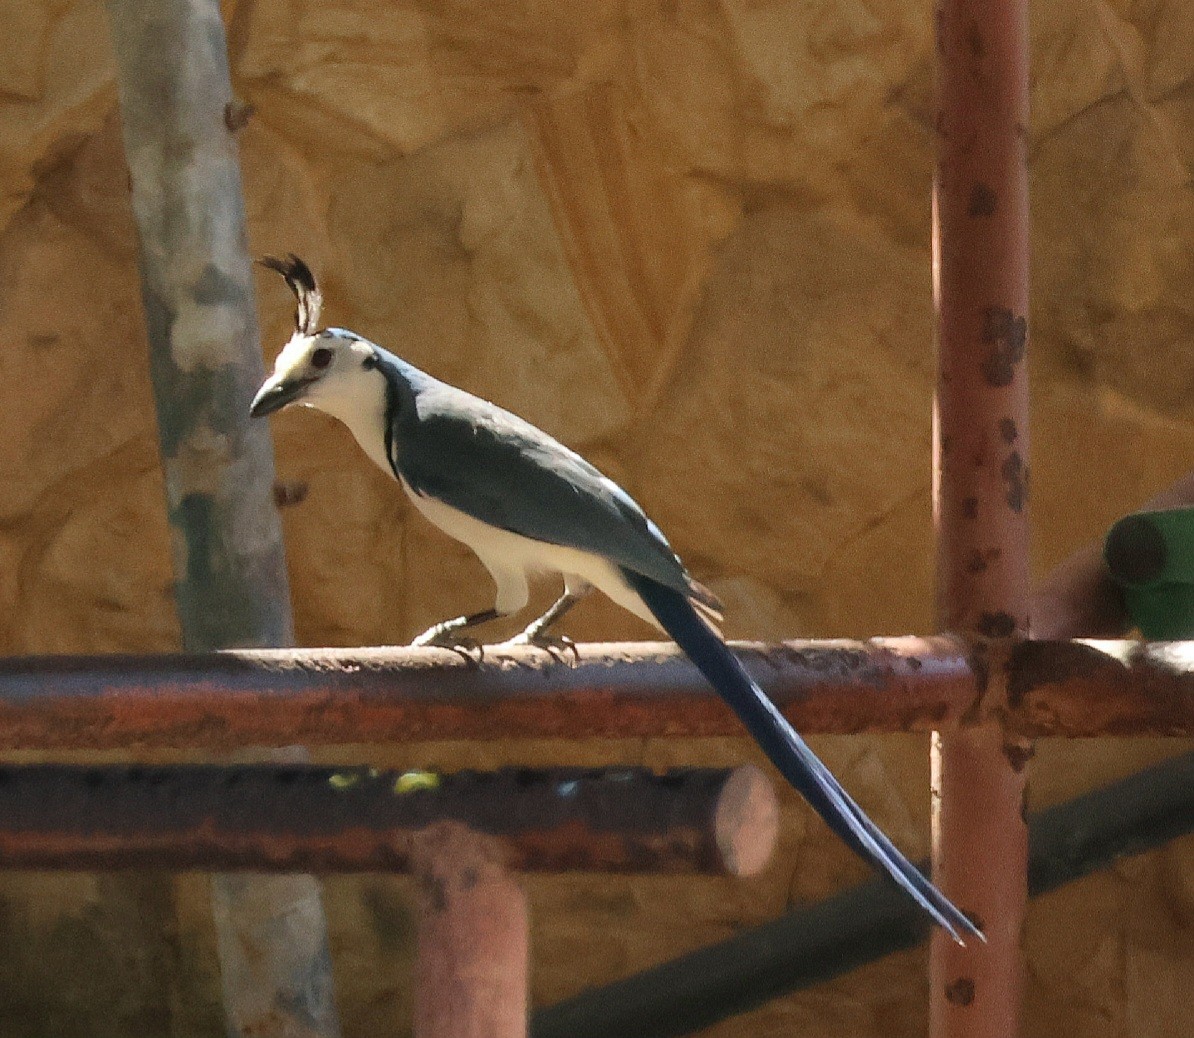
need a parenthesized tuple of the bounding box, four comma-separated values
(251, 255, 982, 944)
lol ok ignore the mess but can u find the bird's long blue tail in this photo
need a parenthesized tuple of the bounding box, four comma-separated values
(623, 569, 984, 945)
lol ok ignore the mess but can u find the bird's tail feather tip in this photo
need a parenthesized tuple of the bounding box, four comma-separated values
(966, 919, 989, 945)
(944, 918, 982, 947)
(928, 898, 985, 946)
(623, 568, 995, 946)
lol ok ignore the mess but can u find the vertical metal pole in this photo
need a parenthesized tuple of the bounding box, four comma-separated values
(107, 1, 288, 651)
(414, 827, 529, 1038)
(931, 0, 1031, 1034)
(105, 1, 340, 1035)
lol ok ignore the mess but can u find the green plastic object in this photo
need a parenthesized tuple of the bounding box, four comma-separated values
(1104, 507, 1194, 639)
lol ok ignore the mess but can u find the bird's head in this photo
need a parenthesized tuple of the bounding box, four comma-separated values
(250, 254, 383, 420)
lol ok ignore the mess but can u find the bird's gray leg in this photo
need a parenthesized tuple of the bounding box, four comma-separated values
(503, 579, 591, 661)
(410, 608, 501, 648)
(411, 566, 529, 652)
(519, 591, 583, 640)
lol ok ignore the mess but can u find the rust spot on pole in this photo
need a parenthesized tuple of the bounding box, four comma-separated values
(966, 550, 989, 574)
(979, 307, 1028, 388)
(966, 20, 984, 59)
(976, 612, 1016, 638)
(945, 978, 976, 1006)
(968, 183, 997, 217)
(1002, 740, 1035, 774)
(1001, 451, 1028, 513)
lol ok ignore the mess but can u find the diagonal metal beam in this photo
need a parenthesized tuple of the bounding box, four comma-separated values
(531, 750, 1194, 1038)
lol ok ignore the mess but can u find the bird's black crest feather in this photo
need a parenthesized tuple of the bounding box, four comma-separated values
(259, 253, 322, 334)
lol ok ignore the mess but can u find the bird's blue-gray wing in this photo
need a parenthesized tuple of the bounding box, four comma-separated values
(391, 385, 693, 595)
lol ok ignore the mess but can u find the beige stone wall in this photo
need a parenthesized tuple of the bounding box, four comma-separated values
(1, 0, 1192, 1035)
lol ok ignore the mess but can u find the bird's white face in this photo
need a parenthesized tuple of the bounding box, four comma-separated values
(251, 256, 395, 473)
(250, 329, 384, 422)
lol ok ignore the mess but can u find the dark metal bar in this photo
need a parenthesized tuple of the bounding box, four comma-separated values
(0, 764, 776, 877)
(531, 751, 1194, 1038)
(0, 639, 1189, 750)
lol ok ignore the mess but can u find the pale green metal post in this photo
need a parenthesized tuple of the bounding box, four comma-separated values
(104, 0, 341, 1034)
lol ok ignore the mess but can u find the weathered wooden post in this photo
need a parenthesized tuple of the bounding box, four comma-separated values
(104, 0, 340, 1034)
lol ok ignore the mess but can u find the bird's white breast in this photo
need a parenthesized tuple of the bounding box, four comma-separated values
(398, 475, 659, 629)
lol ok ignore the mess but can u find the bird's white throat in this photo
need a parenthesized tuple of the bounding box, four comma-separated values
(306, 369, 394, 478)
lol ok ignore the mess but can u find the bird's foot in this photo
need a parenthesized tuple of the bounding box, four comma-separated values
(410, 626, 484, 665)
(501, 630, 580, 667)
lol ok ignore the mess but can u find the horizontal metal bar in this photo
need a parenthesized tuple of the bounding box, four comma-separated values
(0, 638, 1187, 751)
(531, 750, 1194, 1038)
(0, 763, 776, 876)
(1007, 639, 1194, 736)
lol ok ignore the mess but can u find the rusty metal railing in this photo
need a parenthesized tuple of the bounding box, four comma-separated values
(0, 638, 1188, 751)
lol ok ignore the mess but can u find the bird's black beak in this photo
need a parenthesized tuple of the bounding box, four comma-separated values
(250, 376, 311, 418)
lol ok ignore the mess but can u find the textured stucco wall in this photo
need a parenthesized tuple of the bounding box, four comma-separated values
(0, 0, 1192, 1035)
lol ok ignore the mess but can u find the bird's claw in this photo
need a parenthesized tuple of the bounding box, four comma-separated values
(409, 629, 485, 665)
(501, 630, 580, 667)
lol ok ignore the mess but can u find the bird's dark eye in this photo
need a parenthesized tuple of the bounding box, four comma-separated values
(311, 347, 333, 370)
(362, 353, 378, 371)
